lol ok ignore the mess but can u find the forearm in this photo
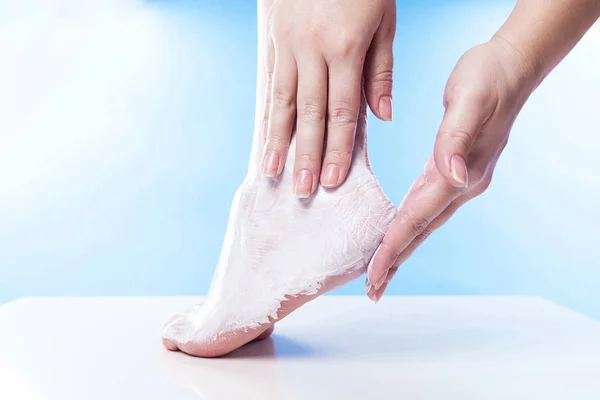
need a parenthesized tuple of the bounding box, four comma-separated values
(494, 0, 600, 88)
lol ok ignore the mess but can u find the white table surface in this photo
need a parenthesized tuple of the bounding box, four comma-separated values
(0, 296, 599, 400)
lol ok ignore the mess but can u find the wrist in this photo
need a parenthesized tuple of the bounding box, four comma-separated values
(489, 32, 543, 94)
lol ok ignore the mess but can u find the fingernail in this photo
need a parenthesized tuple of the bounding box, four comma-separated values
(294, 169, 314, 198)
(379, 96, 393, 121)
(372, 291, 382, 304)
(450, 155, 468, 188)
(367, 243, 382, 276)
(321, 164, 340, 188)
(365, 278, 372, 292)
(262, 150, 280, 178)
(373, 269, 389, 291)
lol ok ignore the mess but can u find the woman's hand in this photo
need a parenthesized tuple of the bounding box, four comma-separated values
(261, 0, 396, 197)
(366, 38, 539, 301)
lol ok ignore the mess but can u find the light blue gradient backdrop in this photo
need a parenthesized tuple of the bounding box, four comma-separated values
(1, 0, 599, 318)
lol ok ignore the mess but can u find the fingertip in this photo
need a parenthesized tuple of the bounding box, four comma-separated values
(450, 155, 468, 188)
(321, 163, 341, 188)
(366, 243, 389, 285)
(372, 281, 389, 304)
(378, 95, 393, 121)
(373, 268, 389, 291)
(261, 149, 281, 178)
(294, 169, 316, 198)
(366, 281, 376, 301)
(372, 292, 381, 304)
(433, 147, 467, 189)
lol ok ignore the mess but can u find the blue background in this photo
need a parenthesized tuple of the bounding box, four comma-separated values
(0, 0, 599, 318)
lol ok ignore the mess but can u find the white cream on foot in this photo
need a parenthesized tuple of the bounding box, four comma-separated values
(163, 100, 395, 344)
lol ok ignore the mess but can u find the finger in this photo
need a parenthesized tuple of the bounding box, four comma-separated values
(367, 198, 460, 302)
(369, 165, 496, 301)
(433, 88, 493, 188)
(364, 157, 433, 296)
(262, 48, 297, 178)
(364, 4, 396, 121)
(261, 38, 275, 139)
(372, 281, 388, 303)
(366, 261, 398, 303)
(293, 53, 328, 197)
(320, 58, 363, 188)
(367, 165, 463, 291)
(369, 198, 464, 301)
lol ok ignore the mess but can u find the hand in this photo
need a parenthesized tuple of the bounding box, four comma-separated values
(260, 0, 396, 197)
(366, 38, 539, 301)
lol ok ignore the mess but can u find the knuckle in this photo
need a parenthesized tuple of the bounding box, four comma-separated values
(308, 23, 327, 44)
(332, 31, 362, 58)
(450, 129, 473, 150)
(445, 82, 489, 105)
(265, 134, 288, 150)
(324, 149, 352, 165)
(398, 210, 429, 237)
(300, 102, 325, 123)
(479, 176, 492, 192)
(472, 175, 492, 196)
(328, 105, 358, 126)
(272, 87, 295, 109)
(368, 70, 393, 90)
(409, 217, 429, 237)
(309, 24, 362, 58)
(443, 83, 460, 106)
(334, 41, 354, 58)
(463, 85, 492, 104)
(468, 169, 486, 187)
(444, 83, 499, 118)
(415, 228, 434, 244)
(296, 152, 321, 168)
(381, 240, 403, 261)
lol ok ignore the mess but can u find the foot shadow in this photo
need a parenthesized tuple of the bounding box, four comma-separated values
(225, 334, 319, 359)
(162, 334, 307, 399)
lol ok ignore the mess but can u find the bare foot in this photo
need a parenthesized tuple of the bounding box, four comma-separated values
(162, 302, 275, 353)
(162, 93, 395, 357)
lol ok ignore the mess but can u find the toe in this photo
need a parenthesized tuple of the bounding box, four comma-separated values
(255, 325, 275, 341)
(163, 314, 192, 342)
(176, 324, 275, 358)
(162, 338, 179, 351)
(162, 302, 274, 358)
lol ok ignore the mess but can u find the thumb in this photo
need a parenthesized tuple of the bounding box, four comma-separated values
(364, 10, 395, 121)
(433, 91, 489, 188)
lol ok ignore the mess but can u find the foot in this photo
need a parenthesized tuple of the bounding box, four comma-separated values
(162, 98, 395, 357)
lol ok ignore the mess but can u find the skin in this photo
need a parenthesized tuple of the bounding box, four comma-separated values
(161, 1, 391, 356)
(163, 266, 367, 357)
(260, 0, 396, 197)
(366, 0, 600, 301)
(163, 1, 599, 357)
